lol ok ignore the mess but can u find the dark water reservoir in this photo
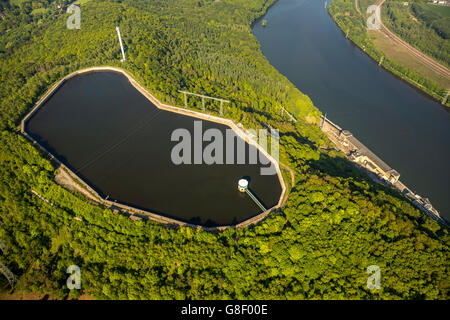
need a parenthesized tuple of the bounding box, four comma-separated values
(253, 0, 450, 218)
(26, 71, 282, 226)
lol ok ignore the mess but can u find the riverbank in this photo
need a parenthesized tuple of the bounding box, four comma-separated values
(328, 0, 450, 106)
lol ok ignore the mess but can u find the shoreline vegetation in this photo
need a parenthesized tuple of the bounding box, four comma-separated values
(328, 0, 450, 107)
(0, 0, 448, 299)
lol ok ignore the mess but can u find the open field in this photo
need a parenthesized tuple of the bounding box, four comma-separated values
(377, 0, 450, 79)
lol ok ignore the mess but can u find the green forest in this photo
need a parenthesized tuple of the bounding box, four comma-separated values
(0, 0, 448, 299)
(328, 0, 450, 105)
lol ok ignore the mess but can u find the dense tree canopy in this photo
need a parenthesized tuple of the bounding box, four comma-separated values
(0, 0, 448, 299)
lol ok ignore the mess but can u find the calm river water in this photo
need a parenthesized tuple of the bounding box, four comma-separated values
(253, 0, 450, 218)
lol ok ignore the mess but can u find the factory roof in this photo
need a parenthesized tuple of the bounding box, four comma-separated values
(346, 135, 393, 173)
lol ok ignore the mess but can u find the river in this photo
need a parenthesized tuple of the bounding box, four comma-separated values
(253, 0, 450, 218)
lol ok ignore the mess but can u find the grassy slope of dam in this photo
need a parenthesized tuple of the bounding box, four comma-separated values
(0, 0, 448, 299)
